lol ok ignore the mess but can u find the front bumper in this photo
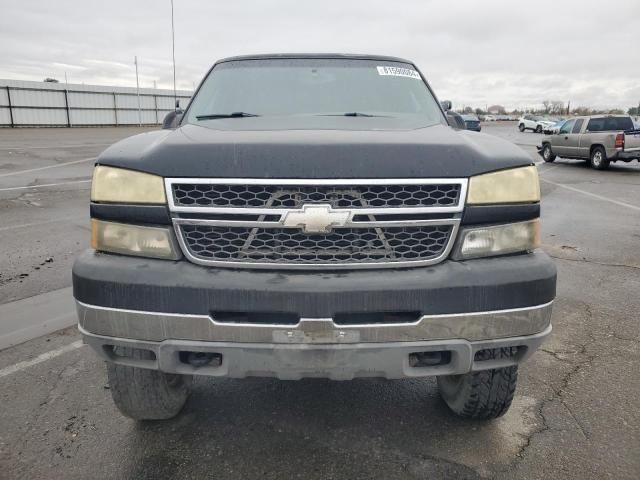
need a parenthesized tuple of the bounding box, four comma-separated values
(73, 249, 555, 379)
(79, 322, 551, 380)
(72, 250, 556, 317)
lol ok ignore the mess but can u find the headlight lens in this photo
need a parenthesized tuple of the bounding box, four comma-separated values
(467, 166, 540, 204)
(452, 219, 540, 260)
(91, 166, 166, 204)
(91, 219, 180, 260)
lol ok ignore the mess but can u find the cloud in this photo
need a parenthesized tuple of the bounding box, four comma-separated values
(0, 0, 638, 109)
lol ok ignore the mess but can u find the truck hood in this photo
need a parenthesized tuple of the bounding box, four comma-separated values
(97, 123, 533, 178)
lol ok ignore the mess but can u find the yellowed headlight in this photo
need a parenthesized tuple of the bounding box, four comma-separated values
(467, 166, 540, 204)
(91, 219, 179, 259)
(91, 166, 166, 204)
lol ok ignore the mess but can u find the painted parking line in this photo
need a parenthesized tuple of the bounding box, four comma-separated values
(0, 179, 91, 192)
(0, 157, 96, 178)
(537, 164, 561, 176)
(0, 340, 84, 379)
(0, 215, 82, 232)
(540, 177, 640, 211)
(0, 143, 110, 151)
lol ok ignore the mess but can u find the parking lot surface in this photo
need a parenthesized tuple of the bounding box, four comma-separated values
(0, 123, 638, 479)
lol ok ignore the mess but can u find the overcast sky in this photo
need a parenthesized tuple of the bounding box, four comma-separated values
(1, 0, 638, 111)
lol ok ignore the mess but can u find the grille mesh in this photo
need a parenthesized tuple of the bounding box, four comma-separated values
(179, 225, 453, 265)
(172, 184, 461, 209)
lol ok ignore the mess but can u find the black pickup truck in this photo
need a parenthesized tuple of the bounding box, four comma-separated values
(73, 54, 556, 421)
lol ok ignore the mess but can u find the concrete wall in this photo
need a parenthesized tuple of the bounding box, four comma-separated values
(0, 79, 192, 127)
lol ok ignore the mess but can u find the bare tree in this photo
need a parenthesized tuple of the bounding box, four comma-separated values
(550, 101, 565, 115)
(542, 100, 551, 114)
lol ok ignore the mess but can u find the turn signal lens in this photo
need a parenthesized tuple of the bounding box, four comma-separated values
(452, 219, 540, 260)
(91, 219, 179, 260)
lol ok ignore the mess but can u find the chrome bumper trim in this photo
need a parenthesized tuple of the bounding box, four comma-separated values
(76, 300, 553, 344)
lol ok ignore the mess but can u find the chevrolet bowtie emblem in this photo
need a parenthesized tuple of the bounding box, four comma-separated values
(283, 204, 351, 234)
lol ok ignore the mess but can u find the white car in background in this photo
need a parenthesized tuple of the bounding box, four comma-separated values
(484, 115, 496, 121)
(543, 119, 566, 135)
(518, 115, 554, 133)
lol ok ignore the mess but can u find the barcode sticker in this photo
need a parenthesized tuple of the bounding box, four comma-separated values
(376, 66, 421, 79)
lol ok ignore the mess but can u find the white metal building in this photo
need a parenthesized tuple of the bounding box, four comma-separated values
(0, 79, 192, 127)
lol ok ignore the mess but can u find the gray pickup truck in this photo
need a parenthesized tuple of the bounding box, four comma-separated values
(73, 54, 556, 421)
(539, 115, 640, 169)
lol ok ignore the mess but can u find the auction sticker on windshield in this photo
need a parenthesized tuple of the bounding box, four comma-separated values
(376, 66, 421, 79)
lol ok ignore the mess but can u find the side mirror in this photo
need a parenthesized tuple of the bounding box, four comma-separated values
(441, 100, 452, 112)
(446, 111, 465, 129)
(162, 109, 183, 130)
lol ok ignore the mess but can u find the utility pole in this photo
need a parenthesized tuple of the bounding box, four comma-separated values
(134, 56, 141, 126)
(171, 0, 177, 110)
(567, 100, 571, 116)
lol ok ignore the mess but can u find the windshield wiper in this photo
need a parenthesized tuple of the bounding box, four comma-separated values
(196, 112, 260, 120)
(316, 112, 389, 117)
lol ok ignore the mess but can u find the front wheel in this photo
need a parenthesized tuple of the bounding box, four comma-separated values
(590, 147, 610, 170)
(542, 144, 556, 162)
(106, 347, 192, 420)
(437, 348, 518, 419)
(535, 125, 542, 133)
(518, 123, 525, 132)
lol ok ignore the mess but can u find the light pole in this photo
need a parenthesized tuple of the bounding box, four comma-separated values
(134, 56, 142, 126)
(171, 0, 177, 110)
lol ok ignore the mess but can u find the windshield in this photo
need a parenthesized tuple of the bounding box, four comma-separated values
(184, 58, 445, 130)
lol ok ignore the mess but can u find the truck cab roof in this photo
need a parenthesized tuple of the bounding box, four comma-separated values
(215, 53, 415, 65)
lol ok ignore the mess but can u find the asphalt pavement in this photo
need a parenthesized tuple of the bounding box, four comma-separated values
(0, 123, 638, 479)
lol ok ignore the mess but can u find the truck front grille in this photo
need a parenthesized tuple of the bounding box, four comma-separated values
(166, 178, 467, 270)
(179, 224, 453, 265)
(172, 183, 462, 209)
